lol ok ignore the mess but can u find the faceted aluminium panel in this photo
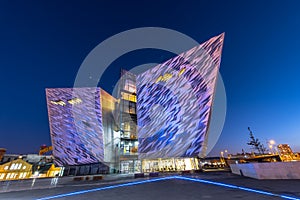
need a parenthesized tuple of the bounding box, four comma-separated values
(137, 33, 224, 159)
(46, 88, 104, 166)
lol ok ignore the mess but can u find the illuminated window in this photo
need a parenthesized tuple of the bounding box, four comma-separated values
(14, 163, 20, 170)
(4, 166, 8, 170)
(155, 73, 173, 83)
(123, 123, 130, 131)
(14, 163, 19, 170)
(124, 80, 136, 93)
(68, 97, 82, 105)
(19, 172, 27, 179)
(50, 100, 66, 106)
(6, 173, 11, 180)
(18, 164, 22, 169)
(121, 92, 136, 102)
(0, 173, 4, 179)
(10, 173, 16, 179)
(10, 163, 15, 170)
(178, 68, 186, 76)
(129, 102, 136, 114)
(23, 166, 26, 170)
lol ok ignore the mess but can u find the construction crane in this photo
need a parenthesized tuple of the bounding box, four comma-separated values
(39, 145, 53, 155)
(247, 127, 267, 155)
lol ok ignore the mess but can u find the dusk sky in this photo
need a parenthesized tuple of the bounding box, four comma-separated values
(1, 1, 300, 156)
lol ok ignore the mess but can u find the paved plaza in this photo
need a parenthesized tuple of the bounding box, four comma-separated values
(0, 172, 299, 200)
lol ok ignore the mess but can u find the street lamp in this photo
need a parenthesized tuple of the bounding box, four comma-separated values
(220, 151, 224, 157)
(269, 140, 276, 145)
(268, 140, 276, 154)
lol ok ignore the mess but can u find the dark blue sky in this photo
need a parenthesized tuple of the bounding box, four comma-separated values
(1, 1, 300, 155)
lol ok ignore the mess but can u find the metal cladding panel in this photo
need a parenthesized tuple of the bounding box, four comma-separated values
(46, 88, 104, 166)
(136, 34, 224, 159)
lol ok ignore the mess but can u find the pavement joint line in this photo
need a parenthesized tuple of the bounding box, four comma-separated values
(35, 176, 300, 200)
(175, 176, 300, 200)
(35, 177, 175, 200)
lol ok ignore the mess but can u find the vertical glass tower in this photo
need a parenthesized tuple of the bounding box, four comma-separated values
(116, 70, 141, 173)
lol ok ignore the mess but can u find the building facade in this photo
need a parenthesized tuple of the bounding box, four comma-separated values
(136, 34, 224, 170)
(46, 88, 119, 174)
(0, 159, 32, 181)
(45, 34, 224, 173)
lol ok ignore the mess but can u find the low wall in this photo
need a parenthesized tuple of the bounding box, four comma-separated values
(0, 174, 134, 193)
(230, 161, 300, 179)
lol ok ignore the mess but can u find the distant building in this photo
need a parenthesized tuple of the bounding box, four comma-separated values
(277, 144, 296, 161)
(35, 163, 63, 178)
(0, 157, 64, 181)
(0, 158, 32, 181)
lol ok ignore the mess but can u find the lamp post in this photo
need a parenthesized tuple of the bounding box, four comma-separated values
(220, 151, 225, 164)
(268, 140, 276, 154)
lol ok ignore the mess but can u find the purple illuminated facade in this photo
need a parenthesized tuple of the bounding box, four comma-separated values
(46, 88, 105, 166)
(136, 33, 224, 159)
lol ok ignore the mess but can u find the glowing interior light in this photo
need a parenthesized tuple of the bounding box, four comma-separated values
(155, 75, 163, 83)
(10, 163, 15, 170)
(50, 100, 66, 106)
(178, 68, 186, 76)
(68, 97, 82, 105)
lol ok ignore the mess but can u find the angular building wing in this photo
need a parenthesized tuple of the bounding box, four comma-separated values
(46, 88, 105, 166)
(136, 33, 224, 159)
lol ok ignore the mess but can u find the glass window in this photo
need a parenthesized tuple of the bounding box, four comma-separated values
(121, 92, 136, 102)
(129, 102, 136, 114)
(124, 80, 136, 93)
(18, 164, 22, 169)
(6, 173, 11, 179)
(10, 164, 15, 170)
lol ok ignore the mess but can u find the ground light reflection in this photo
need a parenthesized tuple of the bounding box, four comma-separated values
(36, 176, 300, 200)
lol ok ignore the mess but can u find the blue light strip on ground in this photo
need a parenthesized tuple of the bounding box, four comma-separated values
(35, 177, 174, 200)
(174, 176, 300, 200)
(36, 176, 300, 200)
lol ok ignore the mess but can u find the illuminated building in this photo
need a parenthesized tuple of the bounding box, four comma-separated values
(277, 144, 295, 161)
(0, 158, 32, 180)
(46, 88, 119, 174)
(0, 157, 65, 181)
(136, 33, 224, 170)
(35, 163, 64, 178)
(45, 33, 224, 174)
(46, 88, 104, 166)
